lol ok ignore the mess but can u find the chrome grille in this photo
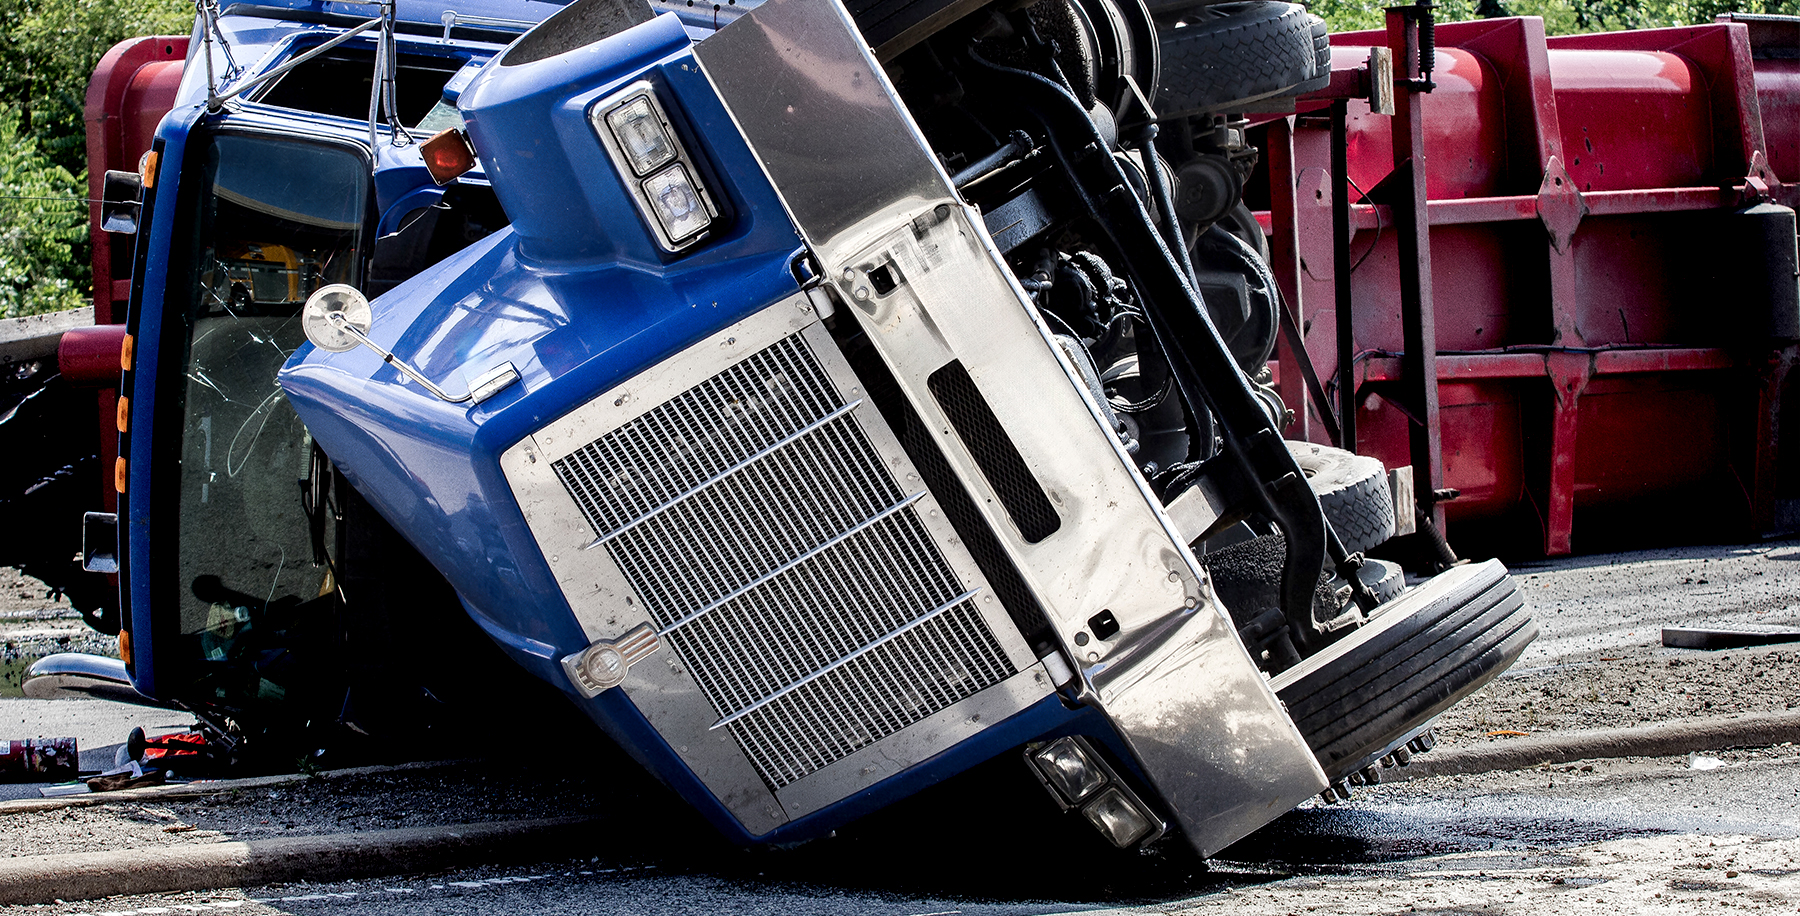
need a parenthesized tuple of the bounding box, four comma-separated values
(551, 334, 1016, 789)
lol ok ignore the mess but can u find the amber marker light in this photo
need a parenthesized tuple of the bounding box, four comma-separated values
(421, 128, 477, 185)
(119, 629, 132, 666)
(115, 456, 128, 493)
(120, 333, 134, 371)
(117, 395, 129, 433)
(139, 149, 158, 189)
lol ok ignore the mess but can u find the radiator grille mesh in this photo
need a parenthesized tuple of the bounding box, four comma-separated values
(551, 334, 1016, 789)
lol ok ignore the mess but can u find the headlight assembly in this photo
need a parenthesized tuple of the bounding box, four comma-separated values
(1026, 736, 1168, 849)
(590, 82, 719, 252)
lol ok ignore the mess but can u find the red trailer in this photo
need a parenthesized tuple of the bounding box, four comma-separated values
(1254, 12, 1799, 556)
(59, 14, 1800, 573)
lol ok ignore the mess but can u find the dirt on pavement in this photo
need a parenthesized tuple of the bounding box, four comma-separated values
(1423, 542, 1800, 753)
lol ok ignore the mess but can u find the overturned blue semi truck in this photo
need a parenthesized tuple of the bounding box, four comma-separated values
(52, 0, 1532, 854)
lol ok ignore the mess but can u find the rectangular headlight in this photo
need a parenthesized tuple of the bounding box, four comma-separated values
(1029, 736, 1106, 806)
(1026, 736, 1168, 849)
(605, 96, 678, 176)
(1082, 786, 1157, 848)
(642, 164, 712, 242)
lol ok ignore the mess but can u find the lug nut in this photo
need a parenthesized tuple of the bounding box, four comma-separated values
(1361, 765, 1381, 785)
(1393, 746, 1412, 766)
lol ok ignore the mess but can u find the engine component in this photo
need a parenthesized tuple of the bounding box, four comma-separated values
(1189, 222, 1279, 374)
(1316, 556, 1406, 626)
(1173, 154, 1240, 228)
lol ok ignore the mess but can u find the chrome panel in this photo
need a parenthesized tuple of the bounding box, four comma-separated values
(501, 295, 1041, 833)
(695, 0, 1324, 854)
(1088, 597, 1328, 855)
(823, 208, 1325, 853)
(691, 0, 945, 260)
(22, 653, 159, 706)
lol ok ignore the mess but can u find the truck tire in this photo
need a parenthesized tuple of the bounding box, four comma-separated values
(1273, 559, 1536, 781)
(1320, 557, 1404, 610)
(1361, 557, 1405, 602)
(1154, 1, 1330, 117)
(1287, 441, 1396, 555)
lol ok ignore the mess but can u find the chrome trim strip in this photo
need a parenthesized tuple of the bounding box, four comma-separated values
(656, 489, 928, 636)
(709, 587, 980, 731)
(583, 398, 865, 548)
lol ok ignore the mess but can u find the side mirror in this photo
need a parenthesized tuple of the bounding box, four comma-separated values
(100, 170, 144, 235)
(300, 284, 374, 353)
(301, 284, 519, 405)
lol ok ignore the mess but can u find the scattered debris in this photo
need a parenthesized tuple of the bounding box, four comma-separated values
(85, 761, 167, 793)
(0, 736, 76, 781)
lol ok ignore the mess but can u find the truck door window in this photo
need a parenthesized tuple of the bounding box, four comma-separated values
(173, 133, 367, 683)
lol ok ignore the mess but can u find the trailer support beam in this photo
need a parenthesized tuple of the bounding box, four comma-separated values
(1386, 3, 1446, 536)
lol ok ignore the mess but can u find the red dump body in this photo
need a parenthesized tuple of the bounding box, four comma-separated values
(1257, 15, 1799, 555)
(86, 36, 186, 326)
(79, 18, 1800, 559)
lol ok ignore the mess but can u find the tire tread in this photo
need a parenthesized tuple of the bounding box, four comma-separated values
(1156, 2, 1329, 116)
(1274, 560, 1537, 780)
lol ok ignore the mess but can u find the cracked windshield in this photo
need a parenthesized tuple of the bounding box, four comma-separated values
(177, 133, 365, 685)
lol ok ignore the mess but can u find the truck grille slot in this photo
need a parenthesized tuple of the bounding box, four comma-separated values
(550, 334, 1016, 789)
(927, 360, 1060, 543)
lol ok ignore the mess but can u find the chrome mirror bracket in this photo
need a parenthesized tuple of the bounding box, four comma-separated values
(301, 284, 519, 405)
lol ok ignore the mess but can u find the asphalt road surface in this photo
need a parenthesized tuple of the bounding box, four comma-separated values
(6, 540, 1800, 914)
(7, 742, 1797, 915)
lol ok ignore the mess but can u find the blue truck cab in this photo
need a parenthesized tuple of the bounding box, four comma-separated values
(116, 0, 562, 735)
(111, 0, 1534, 855)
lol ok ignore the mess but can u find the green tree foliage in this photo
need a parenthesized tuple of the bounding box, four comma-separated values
(1312, 0, 1797, 36)
(0, 0, 193, 173)
(0, 105, 85, 317)
(0, 0, 190, 317)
